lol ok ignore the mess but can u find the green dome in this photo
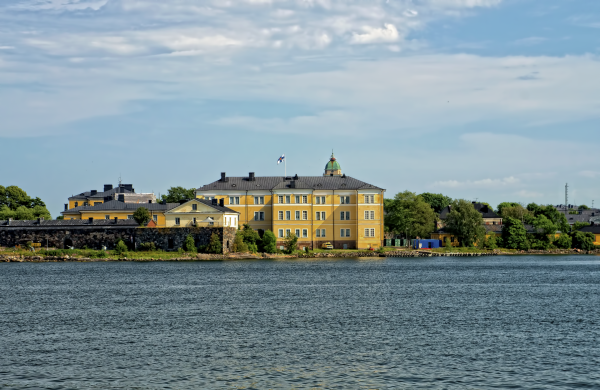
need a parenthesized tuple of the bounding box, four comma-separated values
(325, 153, 341, 171)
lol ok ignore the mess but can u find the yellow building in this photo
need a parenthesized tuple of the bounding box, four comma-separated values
(61, 199, 179, 227)
(165, 199, 239, 228)
(579, 225, 600, 245)
(66, 183, 155, 210)
(195, 154, 385, 249)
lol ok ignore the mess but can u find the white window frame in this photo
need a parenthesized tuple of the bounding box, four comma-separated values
(279, 196, 284, 204)
(192, 203, 198, 211)
(295, 211, 300, 220)
(105, 215, 110, 220)
(346, 229, 351, 237)
(340, 229, 345, 237)
(279, 211, 284, 220)
(364, 228, 370, 237)
(316, 212, 320, 221)
(254, 196, 264, 205)
(316, 229, 321, 238)
(321, 229, 326, 237)
(153, 215, 158, 222)
(295, 229, 300, 237)
(286, 195, 291, 204)
(302, 211, 308, 220)
(285, 229, 291, 237)
(286, 211, 291, 220)
(370, 228, 375, 237)
(302, 195, 307, 204)
(127, 215, 133, 220)
(321, 211, 326, 220)
(321, 196, 326, 204)
(370, 210, 375, 220)
(278, 229, 284, 238)
(302, 229, 308, 238)
(295, 195, 300, 204)
(340, 211, 345, 220)
(315, 197, 321, 204)
(175, 218, 181, 225)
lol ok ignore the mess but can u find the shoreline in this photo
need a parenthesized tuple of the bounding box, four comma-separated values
(1, 248, 599, 262)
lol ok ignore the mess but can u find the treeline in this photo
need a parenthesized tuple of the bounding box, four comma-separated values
(384, 192, 597, 250)
(0, 186, 52, 221)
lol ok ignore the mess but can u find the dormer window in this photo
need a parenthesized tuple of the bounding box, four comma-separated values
(192, 204, 197, 211)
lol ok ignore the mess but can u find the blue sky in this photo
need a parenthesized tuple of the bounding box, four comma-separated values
(1, 0, 599, 217)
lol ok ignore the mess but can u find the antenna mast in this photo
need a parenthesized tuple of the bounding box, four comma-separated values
(565, 183, 568, 213)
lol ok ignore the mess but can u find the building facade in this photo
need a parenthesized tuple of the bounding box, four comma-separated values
(195, 154, 385, 249)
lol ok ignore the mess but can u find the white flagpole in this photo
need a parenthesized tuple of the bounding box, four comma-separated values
(285, 155, 287, 178)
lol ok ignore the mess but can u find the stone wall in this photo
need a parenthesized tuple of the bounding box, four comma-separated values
(136, 227, 236, 253)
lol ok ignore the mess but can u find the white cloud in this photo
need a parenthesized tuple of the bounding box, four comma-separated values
(352, 24, 401, 44)
(433, 176, 520, 189)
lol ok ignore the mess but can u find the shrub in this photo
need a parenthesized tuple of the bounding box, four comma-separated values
(262, 230, 277, 253)
(184, 234, 197, 253)
(114, 240, 128, 256)
(232, 231, 249, 253)
(555, 234, 572, 249)
(444, 238, 452, 248)
(138, 242, 157, 251)
(572, 231, 595, 251)
(207, 233, 223, 254)
(133, 207, 151, 226)
(284, 233, 298, 254)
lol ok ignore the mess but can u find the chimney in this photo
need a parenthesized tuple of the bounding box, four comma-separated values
(290, 180, 296, 189)
(104, 184, 113, 192)
(38, 217, 44, 224)
(212, 199, 218, 205)
(123, 184, 133, 192)
(91, 190, 97, 196)
(148, 200, 152, 204)
(89, 217, 94, 224)
(294, 174, 298, 180)
(219, 198, 224, 207)
(7, 218, 12, 225)
(118, 194, 125, 202)
(114, 217, 118, 224)
(342, 173, 346, 178)
(249, 172, 255, 181)
(220, 172, 228, 182)
(64, 204, 68, 211)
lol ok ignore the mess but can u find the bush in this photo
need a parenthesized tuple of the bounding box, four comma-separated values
(444, 238, 452, 248)
(283, 233, 298, 254)
(138, 242, 157, 251)
(572, 231, 595, 250)
(184, 235, 197, 253)
(114, 240, 128, 256)
(232, 231, 249, 253)
(207, 233, 223, 254)
(133, 207, 151, 226)
(262, 230, 277, 253)
(555, 233, 572, 249)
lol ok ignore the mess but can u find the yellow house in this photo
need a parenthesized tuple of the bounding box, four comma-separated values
(61, 200, 179, 227)
(579, 225, 600, 245)
(66, 183, 155, 210)
(195, 153, 385, 249)
(164, 198, 239, 228)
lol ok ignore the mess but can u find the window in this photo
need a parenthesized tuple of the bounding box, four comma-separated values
(295, 229, 300, 237)
(340, 211, 345, 220)
(286, 229, 291, 237)
(127, 215, 133, 220)
(302, 196, 307, 204)
(365, 195, 375, 204)
(175, 218, 181, 225)
(105, 215, 110, 220)
(316, 212, 320, 221)
(193, 217, 197, 224)
(192, 204, 197, 211)
(279, 196, 284, 204)
(302, 229, 308, 238)
(340, 196, 350, 204)
(286, 211, 291, 220)
(153, 215, 158, 222)
(346, 211, 350, 220)
(346, 229, 351, 237)
(295, 211, 300, 220)
(315, 197, 320, 204)
(278, 211, 284, 220)
(279, 229, 284, 238)
(254, 212, 265, 221)
(316, 229, 321, 238)
(341, 229, 345, 237)
(321, 229, 326, 237)
(321, 212, 326, 220)
(295, 196, 300, 203)
(321, 196, 326, 204)
(302, 211, 307, 220)
(254, 196, 264, 205)
(74, 202, 78, 207)
(286, 196, 291, 204)
(94, 202, 102, 206)
(364, 228, 376, 237)
(364, 211, 375, 220)
(229, 197, 240, 205)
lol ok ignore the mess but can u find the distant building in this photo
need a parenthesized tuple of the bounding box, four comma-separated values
(578, 225, 600, 245)
(165, 199, 239, 228)
(61, 200, 179, 226)
(438, 202, 502, 229)
(66, 183, 156, 210)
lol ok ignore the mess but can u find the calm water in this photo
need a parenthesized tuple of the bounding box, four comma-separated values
(1, 256, 600, 389)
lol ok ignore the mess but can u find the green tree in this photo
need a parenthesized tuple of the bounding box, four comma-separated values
(385, 191, 436, 239)
(114, 240, 128, 256)
(498, 203, 531, 221)
(0, 185, 51, 220)
(525, 203, 569, 233)
(572, 231, 595, 250)
(444, 237, 452, 248)
(206, 233, 223, 254)
(572, 222, 590, 232)
(240, 223, 261, 252)
(232, 231, 249, 253)
(555, 233, 572, 249)
(262, 230, 277, 253)
(444, 199, 486, 247)
(579, 205, 590, 210)
(419, 193, 452, 214)
(284, 232, 298, 254)
(161, 187, 195, 203)
(184, 234, 197, 253)
(529, 214, 558, 249)
(133, 207, 151, 226)
(502, 217, 530, 250)
(483, 233, 498, 249)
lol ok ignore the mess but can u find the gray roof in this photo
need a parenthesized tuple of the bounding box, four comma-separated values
(177, 199, 240, 214)
(0, 219, 139, 227)
(579, 225, 600, 234)
(196, 175, 383, 192)
(63, 200, 179, 215)
(69, 186, 135, 200)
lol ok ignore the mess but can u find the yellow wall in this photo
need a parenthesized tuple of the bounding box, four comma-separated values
(68, 199, 104, 209)
(63, 210, 167, 226)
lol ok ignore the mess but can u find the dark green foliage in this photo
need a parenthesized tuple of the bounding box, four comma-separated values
(385, 191, 436, 239)
(138, 242, 157, 251)
(529, 214, 558, 249)
(114, 240, 128, 256)
(498, 202, 531, 221)
(502, 217, 530, 250)
(483, 233, 498, 249)
(184, 235, 197, 253)
(206, 233, 223, 254)
(262, 230, 277, 253)
(579, 205, 589, 210)
(572, 222, 590, 232)
(572, 231, 595, 250)
(232, 231, 248, 253)
(284, 233, 298, 254)
(444, 199, 486, 247)
(555, 233, 572, 249)
(56, 216, 64, 220)
(444, 237, 452, 248)
(133, 207, 151, 226)
(161, 187, 195, 203)
(240, 224, 261, 252)
(0, 185, 51, 220)
(419, 193, 452, 214)
(525, 203, 569, 233)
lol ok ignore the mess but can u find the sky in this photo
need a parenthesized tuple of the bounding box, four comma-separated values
(1, 0, 599, 217)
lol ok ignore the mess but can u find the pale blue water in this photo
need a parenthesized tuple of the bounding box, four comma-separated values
(1, 256, 599, 389)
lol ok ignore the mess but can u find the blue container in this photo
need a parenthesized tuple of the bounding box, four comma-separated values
(413, 239, 442, 249)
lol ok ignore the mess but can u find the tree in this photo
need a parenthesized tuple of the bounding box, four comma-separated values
(284, 232, 298, 254)
(579, 205, 590, 210)
(555, 233, 572, 249)
(525, 203, 569, 233)
(262, 230, 277, 253)
(572, 231, 595, 250)
(502, 217, 530, 250)
(240, 224, 261, 252)
(529, 214, 557, 249)
(498, 203, 531, 222)
(114, 240, 128, 255)
(232, 231, 249, 253)
(206, 233, 223, 254)
(184, 234, 197, 253)
(572, 222, 590, 232)
(444, 237, 452, 248)
(444, 199, 486, 247)
(161, 187, 195, 203)
(385, 191, 436, 239)
(133, 207, 151, 226)
(419, 193, 452, 214)
(483, 233, 498, 250)
(0, 185, 51, 220)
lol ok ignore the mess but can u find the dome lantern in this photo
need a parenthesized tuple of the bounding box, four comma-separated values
(324, 152, 342, 176)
